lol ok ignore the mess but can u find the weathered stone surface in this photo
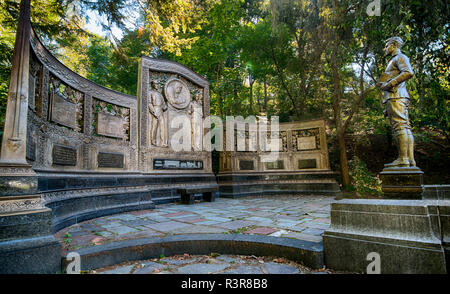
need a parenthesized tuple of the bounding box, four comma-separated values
(221, 265, 264, 274)
(0, 174, 38, 196)
(64, 234, 324, 271)
(0, 208, 53, 240)
(50, 93, 77, 129)
(177, 263, 229, 274)
(323, 199, 449, 274)
(380, 168, 424, 199)
(423, 185, 450, 200)
(133, 261, 167, 274)
(298, 159, 317, 169)
(0, 207, 61, 274)
(297, 136, 316, 150)
(99, 265, 134, 274)
(97, 112, 126, 139)
(263, 262, 300, 274)
(239, 160, 254, 170)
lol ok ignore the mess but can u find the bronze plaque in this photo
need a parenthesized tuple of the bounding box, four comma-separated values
(298, 159, 317, 169)
(97, 112, 125, 139)
(297, 136, 316, 150)
(266, 160, 284, 170)
(98, 152, 124, 168)
(52, 145, 77, 166)
(28, 74, 36, 110)
(26, 132, 36, 162)
(51, 93, 77, 129)
(239, 160, 254, 170)
(153, 159, 203, 170)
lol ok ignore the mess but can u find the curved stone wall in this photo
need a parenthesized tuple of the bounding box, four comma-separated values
(21, 28, 215, 232)
(28, 28, 138, 172)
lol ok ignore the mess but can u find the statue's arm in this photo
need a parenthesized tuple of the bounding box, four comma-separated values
(383, 55, 414, 90)
(148, 95, 156, 116)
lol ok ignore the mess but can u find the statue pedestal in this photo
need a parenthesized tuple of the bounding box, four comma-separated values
(379, 167, 424, 199)
(0, 163, 38, 196)
(0, 164, 61, 274)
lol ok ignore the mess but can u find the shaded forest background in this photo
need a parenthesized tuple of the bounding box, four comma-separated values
(0, 0, 448, 194)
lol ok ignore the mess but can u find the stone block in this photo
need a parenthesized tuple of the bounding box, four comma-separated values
(0, 208, 61, 274)
(379, 167, 424, 199)
(323, 199, 449, 274)
(0, 175, 37, 196)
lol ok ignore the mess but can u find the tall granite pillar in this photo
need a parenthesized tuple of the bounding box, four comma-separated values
(0, 0, 61, 274)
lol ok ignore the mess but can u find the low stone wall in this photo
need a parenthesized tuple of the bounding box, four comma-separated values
(218, 171, 341, 198)
(323, 199, 449, 274)
(423, 185, 450, 200)
(61, 234, 324, 272)
(36, 171, 217, 232)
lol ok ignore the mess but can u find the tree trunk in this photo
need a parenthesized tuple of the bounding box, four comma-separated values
(264, 78, 267, 112)
(330, 42, 351, 190)
(337, 129, 351, 188)
(249, 75, 254, 113)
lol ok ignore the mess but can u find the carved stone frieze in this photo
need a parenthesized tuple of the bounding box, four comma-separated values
(0, 197, 45, 213)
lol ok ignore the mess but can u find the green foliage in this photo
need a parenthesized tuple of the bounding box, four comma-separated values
(348, 156, 383, 196)
(0, 0, 447, 185)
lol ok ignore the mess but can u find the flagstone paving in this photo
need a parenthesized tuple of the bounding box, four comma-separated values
(56, 195, 340, 273)
(56, 195, 335, 254)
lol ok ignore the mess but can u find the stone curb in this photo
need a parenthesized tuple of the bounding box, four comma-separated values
(62, 234, 323, 272)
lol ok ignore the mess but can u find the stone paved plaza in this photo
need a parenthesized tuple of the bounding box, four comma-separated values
(55, 195, 335, 273)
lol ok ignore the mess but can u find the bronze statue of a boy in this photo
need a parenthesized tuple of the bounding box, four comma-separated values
(378, 36, 416, 168)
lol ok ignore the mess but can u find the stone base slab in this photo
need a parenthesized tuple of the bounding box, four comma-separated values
(323, 233, 445, 274)
(0, 208, 61, 274)
(323, 199, 449, 274)
(0, 235, 61, 274)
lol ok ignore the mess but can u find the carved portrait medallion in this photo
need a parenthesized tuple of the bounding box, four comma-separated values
(164, 78, 191, 109)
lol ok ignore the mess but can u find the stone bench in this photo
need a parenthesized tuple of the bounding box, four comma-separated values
(177, 185, 218, 204)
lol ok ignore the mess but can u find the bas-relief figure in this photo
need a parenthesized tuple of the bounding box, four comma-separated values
(148, 76, 204, 151)
(377, 36, 416, 168)
(148, 81, 168, 147)
(164, 78, 191, 109)
(189, 93, 203, 151)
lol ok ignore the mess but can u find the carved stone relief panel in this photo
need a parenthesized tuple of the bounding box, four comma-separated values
(264, 131, 287, 152)
(29, 52, 42, 113)
(93, 98, 130, 141)
(164, 78, 191, 110)
(49, 75, 84, 132)
(26, 128, 36, 162)
(147, 71, 204, 151)
(291, 128, 320, 151)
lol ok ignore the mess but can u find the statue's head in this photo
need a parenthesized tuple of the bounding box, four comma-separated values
(384, 36, 403, 56)
(175, 83, 183, 96)
(151, 81, 158, 90)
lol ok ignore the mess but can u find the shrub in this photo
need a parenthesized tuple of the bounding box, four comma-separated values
(348, 156, 383, 196)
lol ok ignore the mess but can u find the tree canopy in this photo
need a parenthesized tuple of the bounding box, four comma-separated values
(0, 0, 448, 189)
